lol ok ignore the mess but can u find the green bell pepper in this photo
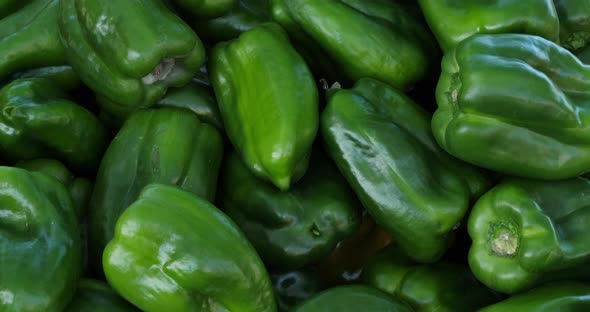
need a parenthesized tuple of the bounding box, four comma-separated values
(7, 66, 81, 91)
(88, 107, 223, 275)
(479, 282, 590, 312)
(322, 78, 489, 263)
(0, 78, 107, 172)
(276, 0, 438, 90)
(555, 0, 590, 51)
(417, 0, 560, 52)
(103, 183, 276, 312)
(272, 270, 322, 312)
(468, 177, 590, 293)
(171, 0, 235, 18)
(292, 285, 413, 312)
(0, 0, 32, 18)
(220, 152, 360, 270)
(363, 245, 499, 312)
(0, 0, 66, 80)
(433, 33, 590, 180)
(64, 279, 139, 312)
(210, 22, 318, 191)
(58, 0, 206, 119)
(0, 166, 81, 312)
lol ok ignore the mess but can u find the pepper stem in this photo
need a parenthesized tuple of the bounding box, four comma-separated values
(488, 220, 519, 257)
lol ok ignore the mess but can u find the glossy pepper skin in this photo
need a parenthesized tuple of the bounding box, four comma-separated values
(210, 22, 318, 191)
(277, 0, 438, 90)
(322, 78, 489, 263)
(468, 177, 590, 293)
(272, 270, 322, 312)
(363, 245, 499, 312)
(103, 183, 277, 312)
(64, 279, 139, 312)
(172, 0, 235, 18)
(7, 66, 81, 91)
(0, 0, 67, 81)
(555, 0, 590, 51)
(220, 152, 360, 270)
(0, 78, 107, 172)
(0, 167, 81, 312)
(418, 0, 559, 51)
(88, 108, 223, 275)
(479, 282, 590, 312)
(292, 285, 413, 312)
(58, 0, 206, 119)
(433, 34, 590, 180)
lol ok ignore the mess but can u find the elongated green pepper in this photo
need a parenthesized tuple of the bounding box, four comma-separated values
(103, 183, 276, 312)
(322, 78, 489, 263)
(58, 0, 206, 119)
(469, 177, 590, 293)
(433, 33, 590, 180)
(220, 152, 360, 270)
(555, 0, 590, 51)
(210, 23, 318, 191)
(64, 279, 139, 312)
(0, 167, 81, 312)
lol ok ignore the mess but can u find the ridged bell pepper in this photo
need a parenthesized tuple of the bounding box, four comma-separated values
(0, 78, 107, 172)
(58, 0, 206, 119)
(210, 22, 318, 191)
(172, 0, 235, 18)
(220, 152, 360, 270)
(272, 270, 322, 312)
(64, 279, 139, 312)
(88, 108, 223, 275)
(292, 285, 413, 312)
(0, 167, 81, 312)
(433, 33, 590, 180)
(555, 0, 590, 51)
(322, 78, 489, 263)
(363, 245, 499, 312)
(103, 184, 276, 312)
(468, 177, 590, 293)
(418, 0, 560, 51)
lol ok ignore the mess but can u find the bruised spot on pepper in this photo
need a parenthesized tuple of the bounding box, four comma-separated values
(488, 220, 519, 257)
(142, 58, 176, 85)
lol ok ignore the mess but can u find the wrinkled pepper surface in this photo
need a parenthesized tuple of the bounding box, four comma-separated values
(433, 33, 590, 180)
(363, 245, 499, 312)
(0, 167, 81, 312)
(58, 0, 206, 119)
(322, 78, 489, 263)
(103, 183, 276, 312)
(64, 279, 139, 312)
(210, 22, 317, 191)
(88, 108, 223, 274)
(220, 152, 360, 270)
(272, 270, 322, 312)
(468, 177, 590, 293)
(555, 0, 590, 51)
(0, 78, 106, 171)
(418, 0, 560, 51)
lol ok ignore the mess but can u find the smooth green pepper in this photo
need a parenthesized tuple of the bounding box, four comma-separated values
(103, 183, 276, 312)
(418, 0, 560, 51)
(468, 177, 590, 293)
(0, 78, 107, 172)
(555, 0, 590, 51)
(64, 279, 139, 312)
(276, 0, 438, 90)
(220, 152, 360, 270)
(272, 270, 322, 312)
(363, 245, 499, 312)
(58, 0, 206, 119)
(0, 166, 81, 312)
(8, 66, 81, 91)
(479, 282, 590, 312)
(0, 0, 66, 80)
(433, 33, 590, 180)
(322, 78, 489, 263)
(293, 285, 413, 312)
(210, 22, 318, 191)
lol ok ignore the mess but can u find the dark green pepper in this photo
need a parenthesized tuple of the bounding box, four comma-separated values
(0, 0, 32, 18)
(479, 282, 590, 312)
(172, 0, 235, 18)
(433, 33, 590, 180)
(577, 45, 590, 64)
(0, 78, 107, 172)
(272, 270, 322, 312)
(322, 78, 489, 263)
(58, 0, 206, 119)
(363, 245, 499, 312)
(0, 166, 81, 312)
(103, 183, 276, 312)
(220, 152, 360, 270)
(8, 66, 81, 91)
(418, 0, 560, 51)
(210, 23, 318, 191)
(292, 285, 413, 312)
(468, 177, 590, 293)
(555, 0, 590, 51)
(64, 279, 139, 312)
